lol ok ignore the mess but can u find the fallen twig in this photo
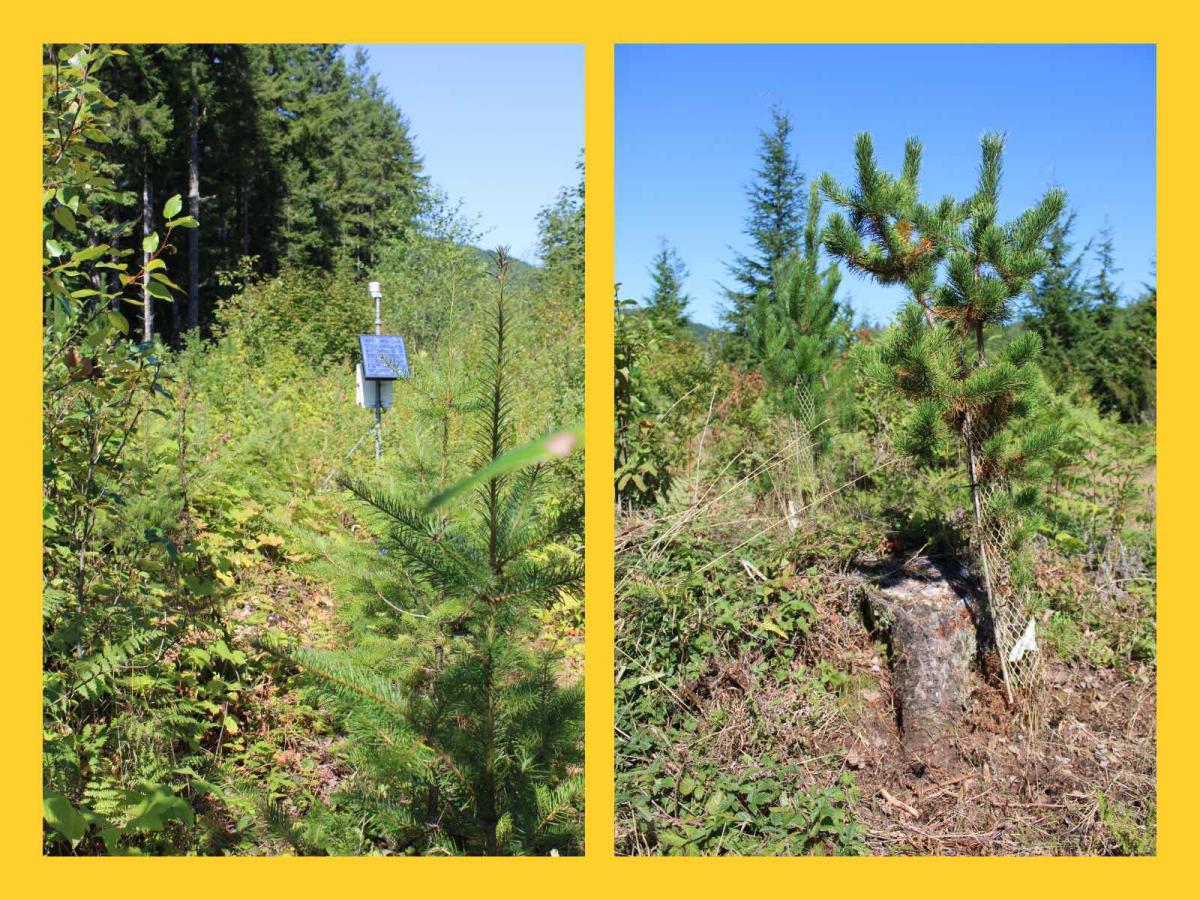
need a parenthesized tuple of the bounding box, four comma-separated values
(879, 787, 920, 818)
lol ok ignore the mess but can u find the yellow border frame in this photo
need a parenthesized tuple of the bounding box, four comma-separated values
(6, 5, 1194, 894)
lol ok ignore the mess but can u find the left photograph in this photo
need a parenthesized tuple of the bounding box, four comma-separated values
(42, 44, 585, 856)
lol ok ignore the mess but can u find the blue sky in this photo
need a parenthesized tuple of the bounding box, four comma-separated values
(616, 44, 1157, 327)
(352, 45, 583, 261)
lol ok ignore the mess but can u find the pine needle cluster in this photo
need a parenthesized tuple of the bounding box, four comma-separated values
(819, 133, 1068, 536)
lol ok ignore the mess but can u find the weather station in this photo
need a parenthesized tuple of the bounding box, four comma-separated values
(354, 281, 410, 461)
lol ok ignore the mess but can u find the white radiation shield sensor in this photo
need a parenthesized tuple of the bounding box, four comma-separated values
(355, 363, 393, 409)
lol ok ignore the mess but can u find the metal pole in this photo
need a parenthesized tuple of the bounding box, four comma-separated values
(369, 281, 383, 461)
(375, 401, 382, 462)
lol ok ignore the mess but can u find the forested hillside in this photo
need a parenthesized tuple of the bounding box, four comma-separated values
(615, 111, 1155, 856)
(43, 44, 584, 856)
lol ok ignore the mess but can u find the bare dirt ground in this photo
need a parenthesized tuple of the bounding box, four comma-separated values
(681, 586, 1155, 855)
(829, 653, 1155, 855)
(797, 569, 1155, 856)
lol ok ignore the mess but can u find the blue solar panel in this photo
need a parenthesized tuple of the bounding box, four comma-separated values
(359, 334, 410, 379)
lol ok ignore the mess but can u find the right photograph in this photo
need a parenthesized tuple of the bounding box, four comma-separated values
(614, 44, 1156, 856)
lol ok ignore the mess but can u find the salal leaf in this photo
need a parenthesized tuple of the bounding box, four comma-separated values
(53, 205, 76, 232)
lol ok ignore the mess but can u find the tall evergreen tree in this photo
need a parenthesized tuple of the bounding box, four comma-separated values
(200, 44, 280, 281)
(266, 44, 425, 272)
(1086, 225, 1122, 339)
(1025, 218, 1156, 421)
(1082, 232, 1156, 422)
(1109, 280, 1157, 422)
(103, 44, 426, 343)
(1023, 208, 1094, 392)
(333, 49, 425, 271)
(107, 47, 174, 341)
(1090, 227, 1121, 306)
(723, 107, 805, 349)
(644, 239, 690, 331)
(185, 45, 204, 332)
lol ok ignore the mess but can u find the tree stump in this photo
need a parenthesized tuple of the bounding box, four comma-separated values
(871, 559, 976, 773)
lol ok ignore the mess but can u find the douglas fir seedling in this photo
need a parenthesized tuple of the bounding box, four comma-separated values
(273, 252, 584, 855)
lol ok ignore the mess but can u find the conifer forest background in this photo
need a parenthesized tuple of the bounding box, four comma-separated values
(43, 44, 584, 855)
(615, 61, 1156, 855)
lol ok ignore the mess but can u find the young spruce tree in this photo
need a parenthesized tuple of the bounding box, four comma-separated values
(276, 252, 584, 855)
(748, 184, 842, 425)
(644, 240, 691, 333)
(819, 133, 1067, 694)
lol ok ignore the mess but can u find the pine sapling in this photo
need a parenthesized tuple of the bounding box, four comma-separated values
(820, 133, 1067, 698)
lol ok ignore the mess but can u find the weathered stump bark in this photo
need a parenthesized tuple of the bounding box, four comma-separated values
(870, 559, 976, 773)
